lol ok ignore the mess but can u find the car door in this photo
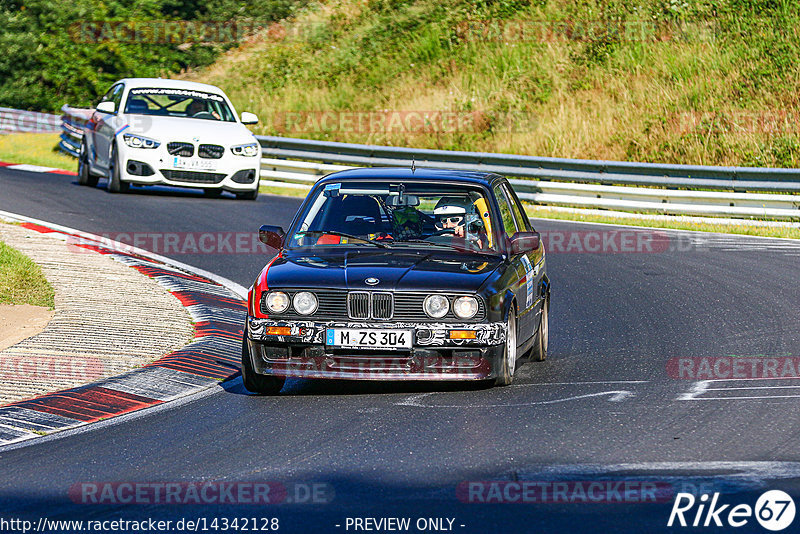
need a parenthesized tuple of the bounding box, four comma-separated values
(92, 83, 123, 171)
(492, 183, 527, 334)
(502, 180, 545, 342)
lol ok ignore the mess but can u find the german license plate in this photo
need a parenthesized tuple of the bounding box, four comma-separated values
(326, 328, 412, 349)
(172, 156, 216, 171)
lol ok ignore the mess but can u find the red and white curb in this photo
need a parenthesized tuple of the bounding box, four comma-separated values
(0, 211, 250, 447)
(0, 161, 77, 176)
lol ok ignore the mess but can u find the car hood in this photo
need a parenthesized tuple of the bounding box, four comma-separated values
(120, 114, 256, 145)
(263, 250, 502, 293)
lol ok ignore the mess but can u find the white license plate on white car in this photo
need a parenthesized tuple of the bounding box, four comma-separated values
(325, 328, 412, 349)
(172, 157, 216, 171)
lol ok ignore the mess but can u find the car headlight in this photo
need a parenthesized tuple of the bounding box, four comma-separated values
(424, 294, 450, 319)
(292, 291, 318, 315)
(453, 296, 479, 319)
(123, 133, 160, 149)
(265, 291, 290, 313)
(231, 143, 259, 157)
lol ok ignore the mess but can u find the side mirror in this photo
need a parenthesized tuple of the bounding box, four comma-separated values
(96, 101, 116, 114)
(509, 231, 540, 254)
(240, 111, 259, 125)
(259, 225, 284, 249)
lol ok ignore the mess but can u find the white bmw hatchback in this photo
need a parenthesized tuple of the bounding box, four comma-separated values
(78, 78, 261, 199)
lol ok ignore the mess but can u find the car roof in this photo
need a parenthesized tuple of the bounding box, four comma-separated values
(318, 167, 502, 186)
(115, 78, 227, 94)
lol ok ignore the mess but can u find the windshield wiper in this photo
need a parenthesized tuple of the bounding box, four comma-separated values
(296, 230, 388, 248)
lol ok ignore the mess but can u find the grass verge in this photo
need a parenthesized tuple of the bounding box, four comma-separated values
(0, 239, 56, 308)
(525, 206, 800, 240)
(0, 133, 74, 171)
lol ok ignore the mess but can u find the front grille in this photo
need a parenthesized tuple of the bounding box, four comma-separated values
(261, 290, 485, 322)
(347, 292, 370, 319)
(198, 144, 224, 159)
(160, 169, 226, 184)
(372, 292, 393, 319)
(167, 142, 194, 157)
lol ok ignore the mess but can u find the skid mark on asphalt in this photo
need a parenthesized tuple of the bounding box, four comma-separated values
(679, 378, 800, 401)
(396, 381, 643, 408)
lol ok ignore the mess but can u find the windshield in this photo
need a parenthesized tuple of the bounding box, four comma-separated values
(123, 87, 236, 122)
(288, 181, 498, 253)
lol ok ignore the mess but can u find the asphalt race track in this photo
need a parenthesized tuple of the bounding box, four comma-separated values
(2, 166, 800, 533)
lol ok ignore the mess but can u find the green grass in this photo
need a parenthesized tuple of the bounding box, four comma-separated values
(0, 239, 56, 308)
(180, 0, 800, 168)
(0, 133, 74, 171)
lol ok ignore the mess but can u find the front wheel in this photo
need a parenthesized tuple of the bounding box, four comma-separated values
(530, 297, 549, 362)
(77, 141, 98, 187)
(495, 309, 518, 386)
(236, 188, 259, 201)
(106, 144, 129, 194)
(241, 333, 285, 395)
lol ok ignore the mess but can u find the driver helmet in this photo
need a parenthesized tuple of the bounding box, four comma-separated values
(434, 197, 469, 229)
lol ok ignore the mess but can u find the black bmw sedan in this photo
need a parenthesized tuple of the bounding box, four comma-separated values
(243, 167, 549, 393)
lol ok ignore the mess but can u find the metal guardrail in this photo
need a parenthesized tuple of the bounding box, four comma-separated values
(55, 106, 800, 219)
(257, 136, 800, 219)
(0, 107, 61, 135)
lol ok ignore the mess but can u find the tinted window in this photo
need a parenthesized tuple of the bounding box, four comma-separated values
(123, 87, 236, 122)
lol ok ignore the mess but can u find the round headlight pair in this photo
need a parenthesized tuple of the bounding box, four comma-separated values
(264, 291, 317, 315)
(423, 295, 479, 319)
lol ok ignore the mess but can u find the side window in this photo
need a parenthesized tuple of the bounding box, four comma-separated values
(493, 184, 518, 238)
(111, 85, 124, 112)
(502, 183, 532, 232)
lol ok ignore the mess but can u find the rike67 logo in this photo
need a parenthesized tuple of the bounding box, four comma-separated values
(668, 490, 796, 531)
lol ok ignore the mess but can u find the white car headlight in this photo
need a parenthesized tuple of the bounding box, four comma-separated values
(424, 294, 450, 319)
(123, 133, 160, 149)
(292, 291, 318, 315)
(453, 296, 479, 319)
(265, 291, 290, 313)
(231, 143, 259, 157)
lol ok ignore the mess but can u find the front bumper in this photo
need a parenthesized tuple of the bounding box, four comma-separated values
(246, 317, 506, 381)
(118, 145, 259, 191)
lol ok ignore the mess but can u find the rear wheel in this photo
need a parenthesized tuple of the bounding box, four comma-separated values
(495, 309, 518, 386)
(77, 141, 98, 187)
(106, 144, 129, 194)
(236, 187, 258, 201)
(530, 297, 549, 362)
(241, 332, 285, 395)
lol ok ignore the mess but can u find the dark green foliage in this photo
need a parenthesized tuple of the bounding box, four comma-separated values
(0, 0, 303, 111)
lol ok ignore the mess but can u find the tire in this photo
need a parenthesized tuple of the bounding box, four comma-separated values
(236, 187, 259, 201)
(77, 141, 98, 187)
(106, 144, 129, 194)
(241, 332, 285, 395)
(495, 308, 518, 386)
(530, 297, 549, 362)
(204, 188, 224, 198)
